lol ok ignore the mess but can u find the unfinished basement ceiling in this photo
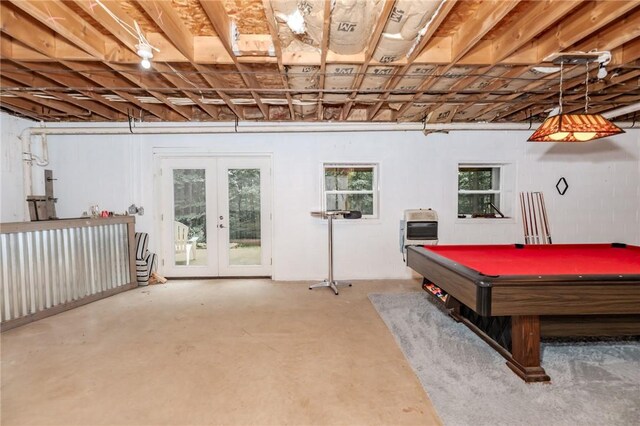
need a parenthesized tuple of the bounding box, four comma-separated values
(0, 0, 639, 123)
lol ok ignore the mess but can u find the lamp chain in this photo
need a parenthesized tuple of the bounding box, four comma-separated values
(584, 62, 590, 113)
(559, 61, 564, 114)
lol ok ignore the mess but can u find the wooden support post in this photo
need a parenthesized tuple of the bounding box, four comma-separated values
(507, 315, 550, 383)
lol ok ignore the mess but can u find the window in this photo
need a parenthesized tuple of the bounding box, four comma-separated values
(458, 165, 504, 218)
(323, 164, 378, 218)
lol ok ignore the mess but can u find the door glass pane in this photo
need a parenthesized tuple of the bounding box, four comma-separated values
(173, 169, 207, 266)
(228, 169, 261, 265)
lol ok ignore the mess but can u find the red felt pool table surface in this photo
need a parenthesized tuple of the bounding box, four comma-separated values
(422, 244, 640, 276)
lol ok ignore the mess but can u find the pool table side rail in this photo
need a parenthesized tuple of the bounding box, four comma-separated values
(407, 246, 491, 315)
(406, 246, 640, 317)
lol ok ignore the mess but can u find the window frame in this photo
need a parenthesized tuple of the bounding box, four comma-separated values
(457, 164, 505, 219)
(321, 163, 379, 219)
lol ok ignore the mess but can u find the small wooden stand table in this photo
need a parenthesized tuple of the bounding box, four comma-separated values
(309, 210, 352, 295)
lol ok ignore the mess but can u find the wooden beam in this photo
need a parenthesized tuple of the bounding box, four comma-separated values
(135, 0, 194, 61)
(410, 0, 458, 63)
(8, 0, 106, 59)
(61, 61, 182, 121)
(261, 0, 294, 120)
(366, 0, 458, 120)
(618, 37, 640, 64)
(71, 0, 139, 54)
(0, 3, 92, 60)
(236, 65, 269, 119)
(494, 17, 640, 123)
(420, 65, 494, 116)
(513, 70, 640, 119)
(0, 77, 91, 118)
(198, 0, 233, 50)
(105, 62, 192, 120)
(0, 33, 12, 58)
(152, 62, 219, 119)
(342, 0, 396, 120)
(192, 64, 244, 119)
(516, 1, 639, 63)
(0, 97, 50, 120)
(395, 66, 447, 119)
(401, 0, 519, 119)
(6, 60, 142, 118)
(572, 7, 640, 53)
(479, 66, 586, 121)
(454, 66, 528, 116)
(449, 0, 520, 64)
(198, 0, 268, 120)
(457, 3, 640, 122)
(466, 0, 585, 65)
(68, 1, 201, 119)
(1, 67, 121, 120)
(318, 0, 333, 120)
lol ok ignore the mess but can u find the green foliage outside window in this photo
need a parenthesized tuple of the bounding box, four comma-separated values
(458, 167, 500, 216)
(324, 167, 375, 215)
(174, 169, 207, 243)
(174, 168, 262, 246)
(227, 169, 261, 243)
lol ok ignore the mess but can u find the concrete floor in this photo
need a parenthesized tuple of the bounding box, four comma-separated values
(1, 279, 441, 426)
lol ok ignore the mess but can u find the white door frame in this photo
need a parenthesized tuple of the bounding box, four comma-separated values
(154, 152, 273, 278)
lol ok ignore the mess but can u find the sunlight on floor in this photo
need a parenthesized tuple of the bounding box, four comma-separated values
(174, 245, 261, 266)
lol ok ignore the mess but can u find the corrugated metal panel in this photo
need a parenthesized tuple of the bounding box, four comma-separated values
(0, 223, 131, 323)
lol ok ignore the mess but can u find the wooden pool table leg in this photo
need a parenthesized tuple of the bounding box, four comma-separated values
(507, 315, 551, 383)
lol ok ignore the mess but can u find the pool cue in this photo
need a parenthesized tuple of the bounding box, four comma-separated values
(529, 192, 540, 244)
(525, 192, 535, 244)
(535, 192, 546, 244)
(520, 192, 530, 244)
(538, 192, 549, 244)
(539, 192, 552, 244)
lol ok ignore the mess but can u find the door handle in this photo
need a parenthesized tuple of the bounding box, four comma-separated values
(219, 224, 225, 228)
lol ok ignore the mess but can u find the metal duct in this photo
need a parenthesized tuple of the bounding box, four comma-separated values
(22, 121, 638, 136)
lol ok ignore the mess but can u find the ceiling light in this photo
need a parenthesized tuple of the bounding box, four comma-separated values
(528, 58, 624, 142)
(136, 43, 153, 69)
(137, 44, 152, 59)
(597, 63, 608, 79)
(528, 114, 623, 142)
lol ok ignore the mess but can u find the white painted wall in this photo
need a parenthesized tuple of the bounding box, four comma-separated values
(2, 113, 639, 280)
(0, 113, 32, 223)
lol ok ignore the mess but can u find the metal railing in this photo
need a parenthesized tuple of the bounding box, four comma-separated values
(0, 216, 136, 330)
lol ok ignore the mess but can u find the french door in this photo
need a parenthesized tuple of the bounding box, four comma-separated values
(159, 156, 272, 277)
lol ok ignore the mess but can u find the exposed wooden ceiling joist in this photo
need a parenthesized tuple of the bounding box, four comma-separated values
(135, 0, 195, 62)
(6, 60, 143, 119)
(8, 0, 106, 59)
(1, 68, 121, 120)
(0, 0, 637, 124)
(261, 0, 294, 120)
(198, 0, 269, 119)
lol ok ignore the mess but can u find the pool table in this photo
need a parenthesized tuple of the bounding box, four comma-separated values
(406, 243, 640, 382)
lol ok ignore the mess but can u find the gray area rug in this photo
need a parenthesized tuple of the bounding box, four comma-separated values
(369, 292, 640, 426)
